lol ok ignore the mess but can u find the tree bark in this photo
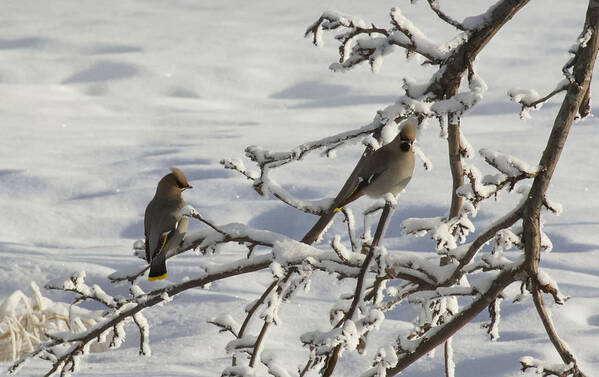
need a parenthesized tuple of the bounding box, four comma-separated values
(521, 0, 598, 371)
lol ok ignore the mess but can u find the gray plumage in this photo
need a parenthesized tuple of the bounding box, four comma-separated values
(144, 167, 192, 281)
(301, 122, 416, 245)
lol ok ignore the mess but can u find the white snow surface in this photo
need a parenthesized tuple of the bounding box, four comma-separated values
(1, 1, 599, 376)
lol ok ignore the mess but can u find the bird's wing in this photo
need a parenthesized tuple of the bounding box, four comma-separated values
(144, 202, 154, 263)
(162, 216, 188, 258)
(151, 220, 179, 260)
(148, 216, 189, 281)
(334, 149, 391, 210)
(353, 149, 391, 190)
(145, 234, 152, 263)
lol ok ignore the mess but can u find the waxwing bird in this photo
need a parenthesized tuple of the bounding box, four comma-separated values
(145, 167, 192, 281)
(301, 122, 416, 245)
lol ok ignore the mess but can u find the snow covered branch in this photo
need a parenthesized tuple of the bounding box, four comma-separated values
(425, 0, 467, 31)
(481, 296, 503, 340)
(508, 82, 569, 119)
(519, 2, 598, 376)
(217, 1, 593, 376)
(385, 268, 517, 375)
(11, 218, 369, 377)
(520, 357, 579, 377)
(226, 1, 528, 224)
(303, 202, 394, 377)
(10, 254, 275, 377)
(508, 11, 597, 121)
(457, 148, 537, 208)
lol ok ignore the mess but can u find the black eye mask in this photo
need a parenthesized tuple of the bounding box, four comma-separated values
(400, 140, 412, 152)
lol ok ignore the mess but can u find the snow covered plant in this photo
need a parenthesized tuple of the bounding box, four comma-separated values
(0, 282, 102, 363)
(7, 1, 598, 377)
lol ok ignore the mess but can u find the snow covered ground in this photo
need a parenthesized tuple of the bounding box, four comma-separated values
(1, 0, 598, 376)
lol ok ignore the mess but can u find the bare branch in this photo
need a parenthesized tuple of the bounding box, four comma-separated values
(237, 281, 277, 350)
(531, 287, 584, 373)
(341, 208, 359, 253)
(444, 337, 455, 377)
(249, 322, 270, 368)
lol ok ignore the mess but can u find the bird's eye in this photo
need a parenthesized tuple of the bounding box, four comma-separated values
(177, 182, 186, 189)
(400, 141, 411, 152)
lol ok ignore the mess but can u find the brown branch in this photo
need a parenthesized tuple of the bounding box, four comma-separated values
(249, 322, 270, 368)
(231, 280, 278, 366)
(444, 337, 453, 377)
(364, 277, 385, 304)
(341, 208, 359, 252)
(247, 271, 297, 370)
(447, 116, 463, 219)
(298, 359, 314, 377)
(304, 13, 367, 45)
(578, 86, 591, 119)
(435, 0, 531, 221)
(132, 313, 149, 356)
(482, 296, 502, 340)
(434, 0, 530, 94)
(244, 121, 386, 171)
(238, 281, 277, 341)
(46, 274, 119, 309)
(531, 288, 578, 366)
(387, 268, 516, 375)
(335, 25, 389, 63)
(518, 84, 568, 110)
(426, 0, 467, 31)
(321, 202, 393, 377)
(520, 359, 579, 376)
(462, 168, 535, 208)
(388, 10, 444, 63)
(379, 283, 421, 312)
(445, 205, 523, 285)
(519, 1, 598, 375)
(262, 1, 531, 232)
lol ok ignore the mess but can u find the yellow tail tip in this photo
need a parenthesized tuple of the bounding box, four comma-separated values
(334, 207, 343, 212)
(148, 273, 167, 282)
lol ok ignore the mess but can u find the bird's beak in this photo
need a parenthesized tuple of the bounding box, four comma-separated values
(186, 185, 193, 190)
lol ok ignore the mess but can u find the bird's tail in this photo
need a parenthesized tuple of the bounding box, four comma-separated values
(300, 211, 336, 245)
(148, 254, 167, 281)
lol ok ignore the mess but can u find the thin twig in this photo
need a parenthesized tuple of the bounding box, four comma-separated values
(341, 208, 359, 253)
(521, 84, 568, 110)
(531, 287, 579, 367)
(249, 322, 270, 368)
(426, 0, 467, 31)
(322, 202, 393, 377)
(233, 281, 277, 366)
